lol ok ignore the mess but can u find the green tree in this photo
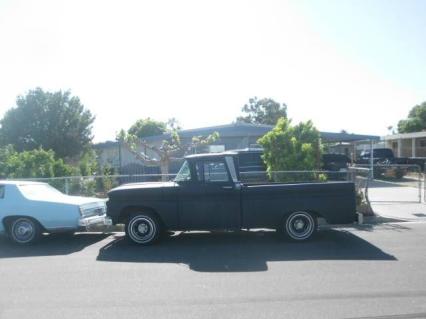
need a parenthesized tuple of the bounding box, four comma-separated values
(0, 88, 95, 158)
(0, 146, 76, 179)
(258, 118, 322, 181)
(128, 118, 167, 139)
(398, 101, 426, 133)
(78, 149, 98, 176)
(236, 97, 287, 125)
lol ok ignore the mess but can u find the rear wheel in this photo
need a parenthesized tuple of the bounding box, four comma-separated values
(8, 217, 41, 245)
(282, 211, 317, 241)
(125, 213, 161, 245)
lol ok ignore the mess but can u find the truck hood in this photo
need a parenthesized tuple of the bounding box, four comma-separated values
(108, 181, 178, 201)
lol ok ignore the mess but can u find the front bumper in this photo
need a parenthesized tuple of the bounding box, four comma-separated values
(78, 215, 112, 229)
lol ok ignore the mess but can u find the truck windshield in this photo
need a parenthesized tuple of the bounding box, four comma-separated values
(174, 160, 191, 182)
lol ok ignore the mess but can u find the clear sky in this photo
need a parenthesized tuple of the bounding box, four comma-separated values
(0, 0, 425, 142)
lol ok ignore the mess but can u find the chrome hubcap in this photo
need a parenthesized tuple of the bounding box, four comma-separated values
(285, 212, 315, 240)
(17, 225, 32, 235)
(128, 216, 157, 244)
(294, 219, 305, 230)
(13, 219, 35, 242)
(138, 223, 148, 234)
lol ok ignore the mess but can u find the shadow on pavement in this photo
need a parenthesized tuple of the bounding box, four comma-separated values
(349, 223, 412, 232)
(96, 229, 396, 272)
(0, 233, 109, 258)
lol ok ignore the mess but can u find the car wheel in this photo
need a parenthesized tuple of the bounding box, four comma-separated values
(282, 211, 317, 241)
(8, 217, 41, 245)
(125, 213, 161, 245)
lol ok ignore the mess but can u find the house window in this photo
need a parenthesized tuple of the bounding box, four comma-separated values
(419, 139, 426, 148)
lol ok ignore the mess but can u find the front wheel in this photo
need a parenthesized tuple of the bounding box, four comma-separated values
(8, 217, 41, 245)
(125, 213, 161, 245)
(282, 211, 317, 241)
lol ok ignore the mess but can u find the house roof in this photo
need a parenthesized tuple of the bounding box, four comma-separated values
(382, 131, 426, 140)
(94, 123, 379, 148)
(143, 122, 273, 142)
(142, 123, 380, 143)
(93, 140, 119, 149)
(320, 131, 380, 143)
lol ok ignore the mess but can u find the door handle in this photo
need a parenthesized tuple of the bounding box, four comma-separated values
(222, 186, 233, 190)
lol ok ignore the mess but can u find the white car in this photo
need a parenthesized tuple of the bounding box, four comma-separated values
(0, 181, 111, 244)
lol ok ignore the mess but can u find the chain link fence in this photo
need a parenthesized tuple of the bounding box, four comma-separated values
(9, 168, 372, 214)
(9, 174, 177, 198)
(354, 164, 422, 203)
(240, 169, 368, 184)
(10, 169, 370, 194)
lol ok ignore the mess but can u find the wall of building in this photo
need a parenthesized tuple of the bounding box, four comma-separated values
(384, 137, 426, 158)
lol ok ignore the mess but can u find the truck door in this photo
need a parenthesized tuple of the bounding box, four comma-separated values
(179, 157, 241, 230)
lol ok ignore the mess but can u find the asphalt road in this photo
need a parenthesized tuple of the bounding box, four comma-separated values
(1, 223, 426, 319)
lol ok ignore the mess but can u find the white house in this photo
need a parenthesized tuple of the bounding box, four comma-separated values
(382, 131, 426, 158)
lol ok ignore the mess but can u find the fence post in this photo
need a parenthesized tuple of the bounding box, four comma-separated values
(424, 166, 426, 204)
(65, 178, 69, 195)
(419, 165, 422, 203)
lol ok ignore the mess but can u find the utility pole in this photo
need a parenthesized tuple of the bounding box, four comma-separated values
(118, 141, 122, 174)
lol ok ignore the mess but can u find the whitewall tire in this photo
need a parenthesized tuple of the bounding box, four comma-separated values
(125, 213, 161, 245)
(284, 211, 317, 241)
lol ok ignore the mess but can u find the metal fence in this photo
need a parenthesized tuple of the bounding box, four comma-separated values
(355, 164, 422, 203)
(240, 168, 368, 185)
(10, 168, 370, 199)
(10, 174, 177, 198)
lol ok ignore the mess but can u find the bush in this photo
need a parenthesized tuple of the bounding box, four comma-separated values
(0, 146, 76, 179)
(258, 118, 323, 182)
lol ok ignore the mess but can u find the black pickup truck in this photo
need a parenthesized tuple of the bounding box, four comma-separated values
(356, 148, 408, 179)
(107, 152, 357, 245)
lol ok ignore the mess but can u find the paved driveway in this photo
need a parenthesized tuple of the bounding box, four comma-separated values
(1, 224, 426, 319)
(368, 179, 426, 221)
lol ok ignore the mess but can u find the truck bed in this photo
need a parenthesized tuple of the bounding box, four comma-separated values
(240, 181, 357, 228)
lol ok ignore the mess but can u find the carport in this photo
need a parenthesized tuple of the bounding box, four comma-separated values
(320, 132, 380, 163)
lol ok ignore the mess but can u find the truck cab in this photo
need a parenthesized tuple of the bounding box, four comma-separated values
(174, 153, 242, 231)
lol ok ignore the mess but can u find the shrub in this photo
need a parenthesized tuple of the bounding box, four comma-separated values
(258, 118, 323, 182)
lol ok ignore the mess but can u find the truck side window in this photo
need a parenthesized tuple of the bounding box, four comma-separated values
(0, 185, 4, 199)
(174, 161, 192, 182)
(203, 161, 229, 182)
